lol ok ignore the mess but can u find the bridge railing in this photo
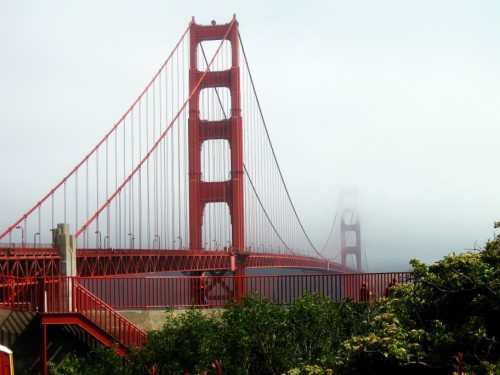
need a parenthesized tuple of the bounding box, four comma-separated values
(0, 276, 41, 311)
(75, 272, 412, 309)
(0, 272, 412, 311)
(0, 246, 59, 257)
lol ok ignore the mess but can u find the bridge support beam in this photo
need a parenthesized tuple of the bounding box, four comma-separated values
(52, 223, 76, 278)
(43, 224, 76, 374)
(188, 17, 246, 302)
(188, 17, 245, 265)
(341, 210, 362, 272)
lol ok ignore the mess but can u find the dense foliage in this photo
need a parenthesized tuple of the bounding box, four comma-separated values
(50, 225, 500, 374)
(47, 344, 129, 375)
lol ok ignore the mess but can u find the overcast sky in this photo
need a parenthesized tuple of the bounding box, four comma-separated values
(1, 1, 499, 271)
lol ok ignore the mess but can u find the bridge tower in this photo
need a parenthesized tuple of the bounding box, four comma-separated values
(188, 17, 245, 274)
(340, 207, 362, 272)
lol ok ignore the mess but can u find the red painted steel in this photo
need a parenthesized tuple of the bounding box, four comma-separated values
(0, 273, 412, 311)
(0, 346, 13, 375)
(42, 314, 130, 357)
(77, 249, 232, 276)
(42, 277, 146, 350)
(243, 253, 350, 273)
(0, 246, 355, 277)
(7, 272, 409, 310)
(0, 247, 355, 277)
(188, 17, 245, 256)
(76, 249, 355, 276)
(0, 16, 352, 284)
(0, 247, 60, 277)
(0, 276, 41, 310)
(341, 208, 362, 271)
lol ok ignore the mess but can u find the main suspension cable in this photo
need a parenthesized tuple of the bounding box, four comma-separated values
(239, 33, 323, 257)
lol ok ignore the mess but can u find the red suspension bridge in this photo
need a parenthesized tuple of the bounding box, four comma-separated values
(0, 16, 361, 278)
(0, 17, 405, 374)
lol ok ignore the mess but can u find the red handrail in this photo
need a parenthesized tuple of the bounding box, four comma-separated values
(74, 282, 146, 348)
(42, 277, 146, 348)
(0, 272, 412, 353)
(0, 275, 41, 311)
(0, 272, 413, 313)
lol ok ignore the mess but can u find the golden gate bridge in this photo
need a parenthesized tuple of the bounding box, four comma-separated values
(0, 16, 361, 277)
(0, 17, 406, 374)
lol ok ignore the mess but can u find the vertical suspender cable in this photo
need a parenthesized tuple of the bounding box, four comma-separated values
(131, 110, 135, 248)
(146, 92, 151, 247)
(177, 46, 182, 246)
(38, 206, 41, 246)
(75, 171, 78, 247)
(96, 149, 99, 247)
(171, 57, 175, 248)
(106, 138, 110, 248)
(85, 159, 89, 248)
(183, 40, 188, 247)
(114, 129, 118, 248)
(153, 82, 158, 247)
(138, 101, 143, 248)
(63, 182, 67, 224)
(158, 72, 164, 249)
(122, 119, 127, 247)
(51, 193, 54, 235)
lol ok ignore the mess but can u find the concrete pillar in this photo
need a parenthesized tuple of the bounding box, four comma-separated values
(52, 224, 76, 277)
(52, 224, 76, 312)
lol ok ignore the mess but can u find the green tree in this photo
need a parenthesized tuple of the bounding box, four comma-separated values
(334, 224, 500, 374)
(287, 293, 371, 369)
(221, 295, 295, 374)
(404, 248, 500, 371)
(132, 308, 224, 375)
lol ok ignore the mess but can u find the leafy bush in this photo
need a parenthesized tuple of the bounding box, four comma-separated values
(332, 225, 500, 374)
(131, 308, 224, 375)
(221, 295, 294, 374)
(49, 345, 130, 375)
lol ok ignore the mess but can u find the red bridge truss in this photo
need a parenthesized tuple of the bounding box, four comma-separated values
(0, 247, 352, 278)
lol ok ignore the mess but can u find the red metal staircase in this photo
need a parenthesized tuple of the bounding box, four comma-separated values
(1, 276, 146, 356)
(41, 277, 146, 354)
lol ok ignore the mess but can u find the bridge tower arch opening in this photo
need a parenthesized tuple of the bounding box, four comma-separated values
(202, 202, 232, 250)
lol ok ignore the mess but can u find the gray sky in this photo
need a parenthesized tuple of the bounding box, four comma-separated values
(1, 1, 499, 271)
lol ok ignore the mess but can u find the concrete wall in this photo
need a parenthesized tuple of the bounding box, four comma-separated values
(119, 308, 221, 332)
